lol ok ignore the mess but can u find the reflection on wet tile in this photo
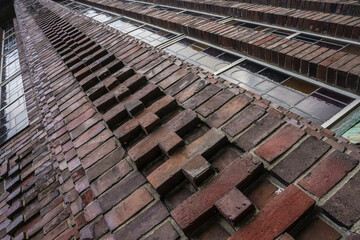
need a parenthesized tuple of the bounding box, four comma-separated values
(311, 93, 347, 108)
(238, 60, 265, 73)
(316, 88, 353, 104)
(295, 96, 343, 122)
(267, 86, 305, 106)
(258, 68, 290, 83)
(178, 38, 195, 46)
(282, 77, 319, 94)
(227, 69, 264, 87)
(197, 56, 227, 70)
(218, 53, 240, 63)
(203, 47, 224, 57)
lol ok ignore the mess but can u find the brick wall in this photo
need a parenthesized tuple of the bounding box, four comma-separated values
(0, 0, 359, 239)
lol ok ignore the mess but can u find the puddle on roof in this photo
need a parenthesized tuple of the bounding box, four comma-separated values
(238, 60, 265, 73)
(294, 95, 344, 122)
(316, 88, 354, 105)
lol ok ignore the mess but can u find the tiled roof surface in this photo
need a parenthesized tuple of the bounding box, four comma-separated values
(0, 0, 359, 239)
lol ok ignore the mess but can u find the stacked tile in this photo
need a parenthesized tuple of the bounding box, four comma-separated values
(78, 0, 360, 94)
(0, 0, 359, 239)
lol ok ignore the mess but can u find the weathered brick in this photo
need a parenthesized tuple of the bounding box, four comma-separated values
(98, 171, 146, 211)
(91, 159, 132, 196)
(128, 110, 198, 168)
(271, 136, 330, 184)
(255, 125, 305, 162)
(81, 138, 119, 169)
(183, 84, 222, 110)
(299, 150, 358, 197)
(295, 218, 341, 240)
(215, 188, 254, 227)
(195, 89, 236, 118)
(248, 180, 279, 209)
(113, 201, 169, 240)
(171, 153, 262, 232)
(206, 95, 251, 128)
(143, 221, 179, 240)
(235, 113, 282, 151)
(222, 105, 265, 138)
(148, 128, 227, 194)
(86, 148, 125, 182)
(182, 155, 213, 188)
(104, 187, 153, 231)
(229, 185, 315, 240)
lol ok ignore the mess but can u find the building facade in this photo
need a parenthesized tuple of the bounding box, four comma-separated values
(0, 0, 360, 239)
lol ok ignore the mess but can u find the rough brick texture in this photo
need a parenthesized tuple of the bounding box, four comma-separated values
(0, 0, 359, 239)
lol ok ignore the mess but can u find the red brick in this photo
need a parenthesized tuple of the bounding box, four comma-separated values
(182, 155, 213, 188)
(299, 150, 358, 197)
(86, 148, 125, 182)
(104, 187, 153, 231)
(175, 80, 210, 103)
(84, 200, 102, 222)
(222, 105, 265, 138)
(215, 188, 254, 227)
(255, 124, 305, 162)
(143, 221, 179, 240)
(195, 88, 236, 118)
(73, 122, 105, 148)
(206, 95, 251, 128)
(235, 113, 282, 152)
(295, 218, 341, 240)
(171, 153, 262, 232)
(128, 110, 198, 168)
(80, 216, 108, 240)
(183, 84, 222, 110)
(197, 222, 230, 240)
(248, 180, 279, 209)
(113, 201, 169, 240)
(147, 128, 226, 194)
(271, 136, 330, 184)
(229, 185, 315, 240)
(158, 68, 190, 89)
(279, 233, 295, 240)
(91, 159, 132, 196)
(77, 129, 112, 159)
(98, 171, 146, 211)
(81, 138, 118, 169)
(165, 73, 199, 96)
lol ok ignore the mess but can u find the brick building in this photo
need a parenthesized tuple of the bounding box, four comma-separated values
(0, 0, 360, 239)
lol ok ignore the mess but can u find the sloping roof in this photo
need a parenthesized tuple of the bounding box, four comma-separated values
(0, 0, 359, 239)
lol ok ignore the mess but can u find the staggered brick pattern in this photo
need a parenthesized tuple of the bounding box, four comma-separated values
(0, 0, 359, 239)
(78, 0, 360, 94)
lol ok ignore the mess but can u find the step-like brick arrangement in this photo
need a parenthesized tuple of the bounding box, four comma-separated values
(134, 0, 360, 38)
(1, 0, 360, 239)
(77, 0, 360, 94)
(163, 0, 360, 17)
